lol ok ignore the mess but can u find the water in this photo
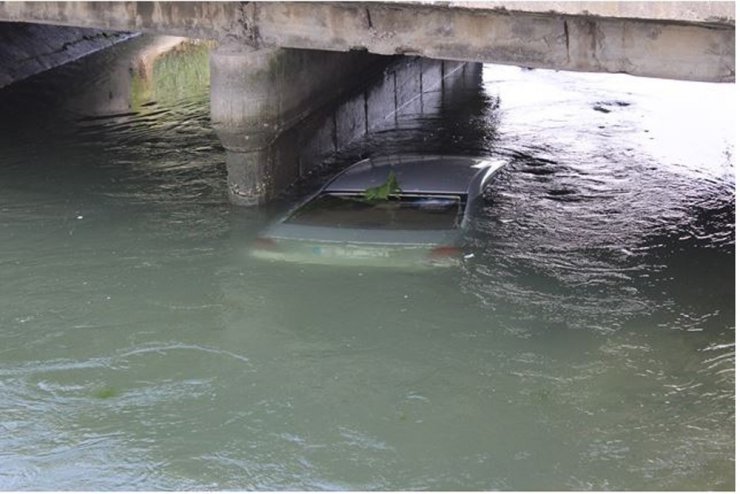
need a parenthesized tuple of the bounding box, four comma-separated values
(0, 36, 734, 490)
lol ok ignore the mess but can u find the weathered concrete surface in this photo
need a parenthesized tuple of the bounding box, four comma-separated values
(0, 22, 133, 88)
(298, 58, 471, 173)
(0, 3, 245, 39)
(67, 35, 194, 117)
(451, 2, 735, 24)
(251, 56, 474, 203)
(214, 46, 474, 205)
(0, 2, 733, 82)
(252, 2, 735, 82)
(210, 46, 390, 205)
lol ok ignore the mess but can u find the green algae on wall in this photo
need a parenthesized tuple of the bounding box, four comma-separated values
(131, 40, 214, 111)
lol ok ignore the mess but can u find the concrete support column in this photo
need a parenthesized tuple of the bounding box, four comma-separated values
(223, 147, 272, 205)
(210, 44, 388, 206)
(210, 46, 281, 206)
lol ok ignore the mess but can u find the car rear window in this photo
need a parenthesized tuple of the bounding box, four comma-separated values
(285, 193, 464, 230)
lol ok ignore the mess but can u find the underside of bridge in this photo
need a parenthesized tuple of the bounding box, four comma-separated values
(0, 2, 734, 205)
(209, 46, 388, 206)
(0, 20, 478, 205)
(0, 2, 734, 82)
(209, 46, 476, 206)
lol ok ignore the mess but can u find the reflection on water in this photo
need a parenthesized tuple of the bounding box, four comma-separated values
(0, 36, 734, 490)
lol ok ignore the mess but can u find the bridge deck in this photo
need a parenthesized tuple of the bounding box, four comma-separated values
(0, 1, 734, 81)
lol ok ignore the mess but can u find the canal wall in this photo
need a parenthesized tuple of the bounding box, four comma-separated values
(293, 57, 472, 176)
(209, 45, 473, 205)
(0, 22, 133, 88)
(252, 56, 473, 202)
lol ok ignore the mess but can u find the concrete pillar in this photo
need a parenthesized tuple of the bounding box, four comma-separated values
(209, 48, 480, 206)
(210, 44, 388, 206)
(210, 46, 279, 206)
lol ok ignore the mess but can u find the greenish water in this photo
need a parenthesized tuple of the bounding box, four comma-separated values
(0, 36, 734, 490)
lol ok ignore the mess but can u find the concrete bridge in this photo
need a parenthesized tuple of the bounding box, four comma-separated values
(0, 2, 734, 82)
(0, 1, 734, 205)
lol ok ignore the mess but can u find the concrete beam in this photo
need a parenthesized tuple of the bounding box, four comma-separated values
(450, 2, 735, 25)
(0, 2, 246, 40)
(0, 2, 734, 82)
(252, 2, 735, 82)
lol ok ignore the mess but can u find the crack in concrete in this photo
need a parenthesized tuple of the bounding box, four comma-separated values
(232, 1, 261, 48)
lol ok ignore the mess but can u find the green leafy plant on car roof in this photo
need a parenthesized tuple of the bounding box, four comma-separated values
(363, 171, 402, 201)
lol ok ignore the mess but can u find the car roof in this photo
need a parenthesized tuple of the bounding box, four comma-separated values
(323, 154, 505, 195)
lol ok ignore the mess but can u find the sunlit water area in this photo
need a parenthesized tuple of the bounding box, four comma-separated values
(0, 35, 734, 490)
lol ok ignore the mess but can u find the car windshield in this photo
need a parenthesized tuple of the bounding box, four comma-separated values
(285, 193, 464, 230)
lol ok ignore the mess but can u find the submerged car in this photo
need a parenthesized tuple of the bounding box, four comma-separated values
(250, 154, 507, 268)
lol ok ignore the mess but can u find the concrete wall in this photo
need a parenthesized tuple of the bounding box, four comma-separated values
(0, 21, 132, 88)
(213, 49, 476, 205)
(210, 46, 388, 151)
(261, 57, 473, 196)
(210, 46, 394, 205)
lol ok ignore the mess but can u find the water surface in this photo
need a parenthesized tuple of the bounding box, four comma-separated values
(0, 36, 734, 490)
